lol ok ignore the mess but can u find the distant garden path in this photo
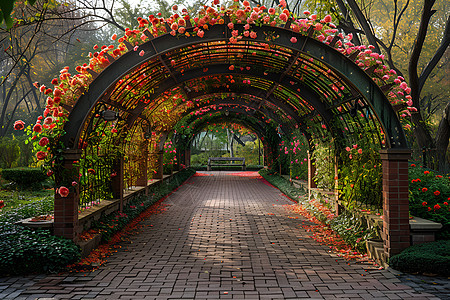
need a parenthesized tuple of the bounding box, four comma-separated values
(1, 171, 446, 299)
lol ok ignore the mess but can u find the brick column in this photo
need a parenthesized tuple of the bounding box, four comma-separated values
(185, 148, 191, 167)
(136, 141, 149, 187)
(307, 150, 317, 189)
(380, 149, 411, 258)
(54, 149, 81, 241)
(153, 151, 164, 179)
(111, 156, 124, 210)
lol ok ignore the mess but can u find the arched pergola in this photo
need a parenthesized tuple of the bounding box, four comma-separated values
(47, 6, 411, 259)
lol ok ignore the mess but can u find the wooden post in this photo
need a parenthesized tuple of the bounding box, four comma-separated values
(380, 149, 411, 258)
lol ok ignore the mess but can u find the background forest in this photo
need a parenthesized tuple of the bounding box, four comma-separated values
(0, 0, 448, 171)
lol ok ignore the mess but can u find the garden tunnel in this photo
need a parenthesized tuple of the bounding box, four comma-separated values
(46, 6, 413, 259)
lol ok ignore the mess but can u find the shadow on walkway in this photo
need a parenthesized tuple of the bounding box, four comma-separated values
(1, 171, 448, 299)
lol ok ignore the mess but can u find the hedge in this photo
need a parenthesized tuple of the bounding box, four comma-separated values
(1, 167, 47, 189)
(389, 240, 450, 276)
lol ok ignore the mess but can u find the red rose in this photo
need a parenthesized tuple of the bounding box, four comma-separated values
(422, 201, 427, 206)
(410, 164, 416, 167)
(43, 117, 53, 125)
(422, 187, 428, 192)
(424, 171, 430, 175)
(434, 190, 440, 196)
(434, 204, 441, 211)
(33, 123, 42, 133)
(36, 151, 47, 160)
(13, 120, 25, 130)
(38, 137, 49, 147)
(58, 186, 69, 197)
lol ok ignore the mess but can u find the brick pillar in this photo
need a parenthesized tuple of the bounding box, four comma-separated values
(380, 149, 411, 258)
(136, 141, 149, 187)
(185, 148, 191, 167)
(153, 151, 164, 179)
(54, 149, 81, 241)
(307, 150, 317, 189)
(112, 156, 124, 210)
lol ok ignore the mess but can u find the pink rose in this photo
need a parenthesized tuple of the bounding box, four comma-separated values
(58, 186, 70, 197)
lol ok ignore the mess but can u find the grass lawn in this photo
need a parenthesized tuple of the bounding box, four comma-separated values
(0, 189, 53, 214)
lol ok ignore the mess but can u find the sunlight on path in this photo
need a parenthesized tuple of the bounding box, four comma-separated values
(0, 171, 444, 299)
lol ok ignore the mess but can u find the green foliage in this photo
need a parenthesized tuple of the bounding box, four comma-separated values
(0, 190, 76, 276)
(0, 190, 53, 222)
(312, 143, 336, 190)
(163, 139, 177, 174)
(0, 135, 21, 168)
(338, 145, 382, 210)
(327, 212, 380, 253)
(389, 240, 450, 277)
(258, 168, 306, 202)
(408, 164, 450, 239)
(93, 168, 195, 242)
(278, 131, 309, 180)
(1, 167, 47, 190)
(0, 227, 80, 275)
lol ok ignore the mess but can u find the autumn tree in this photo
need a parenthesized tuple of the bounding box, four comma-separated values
(273, 0, 449, 171)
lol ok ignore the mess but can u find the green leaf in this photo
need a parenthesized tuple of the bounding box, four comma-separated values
(0, 0, 15, 29)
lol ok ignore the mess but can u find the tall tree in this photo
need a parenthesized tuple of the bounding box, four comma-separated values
(304, 0, 449, 171)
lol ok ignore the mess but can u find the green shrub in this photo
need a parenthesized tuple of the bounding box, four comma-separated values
(0, 226, 80, 275)
(0, 193, 75, 275)
(0, 136, 21, 168)
(408, 164, 450, 240)
(389, 240, 450, 276)
(1, 167, 47, 190)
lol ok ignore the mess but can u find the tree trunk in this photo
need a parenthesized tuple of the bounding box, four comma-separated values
(436, 102, 450, 172)
(345, 0, 382, 53)
(409, 0, 436, 150)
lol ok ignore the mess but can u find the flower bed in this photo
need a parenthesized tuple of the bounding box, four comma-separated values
(408, 164, 450, 239)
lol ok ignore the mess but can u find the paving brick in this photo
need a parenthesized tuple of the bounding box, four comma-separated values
(1, 171, 447, 299)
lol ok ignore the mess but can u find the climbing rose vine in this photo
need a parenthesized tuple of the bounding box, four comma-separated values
(17, 0, 415, 196)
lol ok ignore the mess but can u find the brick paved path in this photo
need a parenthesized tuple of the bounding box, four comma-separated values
(1, 171, 447, 299)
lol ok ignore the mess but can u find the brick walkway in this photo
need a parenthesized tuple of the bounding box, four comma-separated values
(1, 171, 447, 299)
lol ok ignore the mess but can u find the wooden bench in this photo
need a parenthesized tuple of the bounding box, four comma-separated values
(207, 157, 246, 171)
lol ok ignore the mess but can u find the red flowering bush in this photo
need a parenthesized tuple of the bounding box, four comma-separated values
(409, 164, 450, 239)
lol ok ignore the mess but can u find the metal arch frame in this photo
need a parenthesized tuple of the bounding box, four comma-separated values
(62, 23, 407, 149)
(173, 95, 298, 133)
(178, 107, 273, 137)
(181, 110, 277, 146)
(182, 104, 294, 137)
(85, 66, 332, 146)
